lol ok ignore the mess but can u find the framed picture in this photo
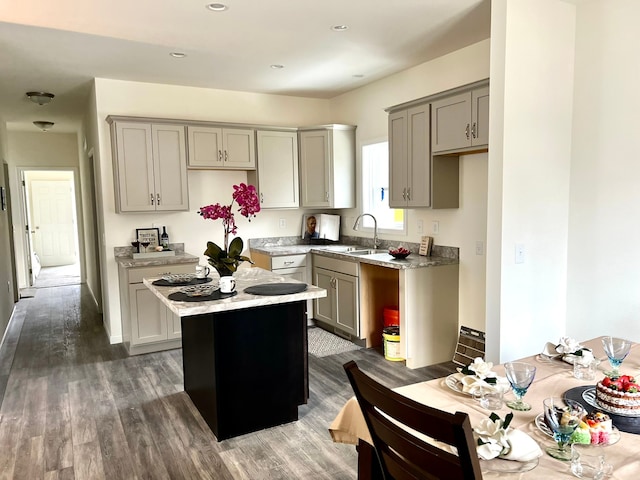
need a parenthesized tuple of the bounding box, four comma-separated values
(136, 227, 160, 248)
(0, 186, 6, 211)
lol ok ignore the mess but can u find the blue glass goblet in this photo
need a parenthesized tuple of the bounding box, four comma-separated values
(504, 362, 536, 411)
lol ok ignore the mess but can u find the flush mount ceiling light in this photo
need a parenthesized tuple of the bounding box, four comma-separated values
(26, 91, 55, 105)
(169, 52, 187, 58)
(33, 121, 54, 131)
(206, 3, 228, 11)
(331, 25, 349, 32)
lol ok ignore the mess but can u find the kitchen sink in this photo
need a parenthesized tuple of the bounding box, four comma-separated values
(345, 248, 386, 256)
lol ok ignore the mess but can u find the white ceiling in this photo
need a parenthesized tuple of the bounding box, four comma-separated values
(0, 0, 491, 133)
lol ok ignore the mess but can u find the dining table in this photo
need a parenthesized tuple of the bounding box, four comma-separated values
(329, 336, 640, 479)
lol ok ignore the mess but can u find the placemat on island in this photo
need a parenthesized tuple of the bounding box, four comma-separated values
(153, 277, 213, 287)
(168, 290, 237, 302)
(564, 385, 640, 434)
(244, 283, 307, 296)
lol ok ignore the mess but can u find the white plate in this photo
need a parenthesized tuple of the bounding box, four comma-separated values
(444, 374, 510, 396)
(534, 413, 621, 446)
(582, 387, 640, 418)
(480, 456, 539, 473)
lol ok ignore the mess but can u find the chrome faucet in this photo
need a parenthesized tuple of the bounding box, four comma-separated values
(353, 213, 379, 249)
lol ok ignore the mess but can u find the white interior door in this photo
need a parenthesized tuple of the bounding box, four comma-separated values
(31, 180, 77, 266)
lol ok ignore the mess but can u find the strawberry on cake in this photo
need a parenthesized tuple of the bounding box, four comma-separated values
(595, 375, 640, 416)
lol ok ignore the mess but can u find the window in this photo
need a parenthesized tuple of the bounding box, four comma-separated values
(361, 141, 405, 232)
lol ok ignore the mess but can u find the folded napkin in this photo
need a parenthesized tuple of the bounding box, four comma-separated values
(452, 372, 510, 394)
(542, 338, 595, 365)
(475, 424, 542, 462)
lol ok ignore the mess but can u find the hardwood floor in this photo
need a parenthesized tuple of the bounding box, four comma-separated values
(0, 284, 456, 479)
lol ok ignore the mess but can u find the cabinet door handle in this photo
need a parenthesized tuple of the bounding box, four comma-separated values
(218, 150, 223, 162)
(325, 191, 329, 201)
(157, 193, 161, 205)
(260, 192, 264, 204)
(407, 187, 411, 201)
(465, 123, 470, 140)
(331, 277, 337, 288)
(150, 194, 154, 205)
(224, 150, 228, 162)
(471, 122, 477, 139)
(402, 188, 406, 200)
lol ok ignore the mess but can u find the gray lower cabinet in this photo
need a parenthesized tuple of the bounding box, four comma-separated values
(312, 255, 359, 337)
(118, 262, 196, 355)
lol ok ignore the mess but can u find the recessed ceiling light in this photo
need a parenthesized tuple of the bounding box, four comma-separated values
(353, 74, 365, 78)
(270, 64, 284, 69)
(170, 52, 187, 58)
(206, 3, 228, 11)
(331, 25, 349, 32)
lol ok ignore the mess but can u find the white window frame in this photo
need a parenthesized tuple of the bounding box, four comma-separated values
(360, 139, 407, 235)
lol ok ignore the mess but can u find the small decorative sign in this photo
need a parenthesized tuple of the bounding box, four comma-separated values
(419, 236, 433, 256)
(136, 227, 160, 248)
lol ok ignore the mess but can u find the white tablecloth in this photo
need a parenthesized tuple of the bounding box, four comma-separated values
(329, 337, 640, 479)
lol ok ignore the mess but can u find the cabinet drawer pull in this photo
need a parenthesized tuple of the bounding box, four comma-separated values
(465, 123, 470, 140)
(284, 261, 294, 265)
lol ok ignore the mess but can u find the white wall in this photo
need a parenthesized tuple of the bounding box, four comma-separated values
(566, 0, 640, 341)
(487, 0, 576, 362)
(6, 132, 81, 288)
(331, 40, 491, 332)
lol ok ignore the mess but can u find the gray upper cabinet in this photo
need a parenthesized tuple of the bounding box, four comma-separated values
(109, 119, 189, 213)
(299, 125, 356, 209)
(431, 86, 489, 153)
(187, 126, 256, 170)
(388, 104, 431, 208)
(248, 130, 299, 209)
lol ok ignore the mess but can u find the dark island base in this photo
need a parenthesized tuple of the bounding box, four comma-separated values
(181, 301, 308, 441)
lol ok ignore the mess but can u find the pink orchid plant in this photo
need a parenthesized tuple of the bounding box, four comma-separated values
(198, 183, 260, 276)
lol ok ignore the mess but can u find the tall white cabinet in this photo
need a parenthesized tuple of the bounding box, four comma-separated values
(298, 125, 356, 209)
(248, 130, 299, 209)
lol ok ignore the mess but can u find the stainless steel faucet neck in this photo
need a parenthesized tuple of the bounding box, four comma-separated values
(353, 213, 379, 248)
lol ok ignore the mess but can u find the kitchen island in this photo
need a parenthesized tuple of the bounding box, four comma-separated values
(144, 267, 326, 441)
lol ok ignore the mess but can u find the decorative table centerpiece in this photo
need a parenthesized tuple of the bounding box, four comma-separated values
(198, 183, 260, 277)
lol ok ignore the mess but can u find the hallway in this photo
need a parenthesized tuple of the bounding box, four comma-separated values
(0, 284, 455, 479)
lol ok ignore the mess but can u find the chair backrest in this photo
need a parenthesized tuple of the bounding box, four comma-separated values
(452, 326, 486, 367)
(343, 360, 483, 480)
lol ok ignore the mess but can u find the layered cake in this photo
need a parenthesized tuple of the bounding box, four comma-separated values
(595, 375, 640, 416)
(570, 411, 613, 445)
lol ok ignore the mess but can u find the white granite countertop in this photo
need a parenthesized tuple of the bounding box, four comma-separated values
(144, 267, 326, 317)
(250, 244, 458, 269)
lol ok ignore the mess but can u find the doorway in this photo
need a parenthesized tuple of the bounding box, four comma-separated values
(19, 168, 82, 289)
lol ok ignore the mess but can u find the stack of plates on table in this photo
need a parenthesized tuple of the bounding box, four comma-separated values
(161, 273, 196, 284)
(181, 284, 217, 297)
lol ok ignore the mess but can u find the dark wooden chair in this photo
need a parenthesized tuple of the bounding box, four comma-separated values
(343, 360, 483, 480)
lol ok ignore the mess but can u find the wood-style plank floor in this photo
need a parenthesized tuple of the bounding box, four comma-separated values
(0, 284, 456, 479)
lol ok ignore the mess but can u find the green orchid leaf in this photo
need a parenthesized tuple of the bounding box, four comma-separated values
(228, 237, 244, 257)
(204, 241, 223, 258)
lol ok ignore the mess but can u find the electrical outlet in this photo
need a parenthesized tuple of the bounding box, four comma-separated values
(432, 221, 440, 235)
(475, 241, 484, 256)
(279, 218, 286, 229)
(515, 244, 525, 264)
(416, 220, 423, 234)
